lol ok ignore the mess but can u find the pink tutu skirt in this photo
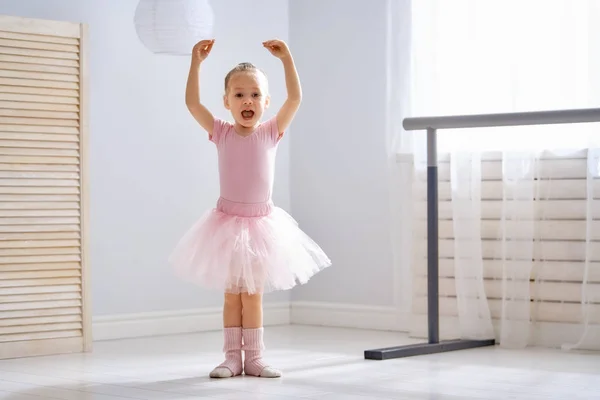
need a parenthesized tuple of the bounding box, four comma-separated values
(169, 197, 331, 294)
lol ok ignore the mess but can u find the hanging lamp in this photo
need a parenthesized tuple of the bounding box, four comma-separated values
(134, 0, 214, 55)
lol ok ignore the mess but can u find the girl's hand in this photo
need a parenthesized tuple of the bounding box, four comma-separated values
(192, 39, 215, 63)
(263, 39, 291, 59)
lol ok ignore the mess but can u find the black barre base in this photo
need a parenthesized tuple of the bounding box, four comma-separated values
(364, 338, 496, 360)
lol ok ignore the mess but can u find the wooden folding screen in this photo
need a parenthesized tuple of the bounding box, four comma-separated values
(0, 15, 90, 359)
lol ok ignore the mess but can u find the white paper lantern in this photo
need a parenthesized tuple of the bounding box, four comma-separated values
(134, 0, 214, 55)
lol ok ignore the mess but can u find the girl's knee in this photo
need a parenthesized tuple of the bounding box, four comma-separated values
(224, 293, 242, 309)
(240, 292, 263, 308)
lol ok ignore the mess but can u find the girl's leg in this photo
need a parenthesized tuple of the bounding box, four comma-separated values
(241, 292, 262, 328)
(240, 292, 281, 378)
(209, 293, 243, 378)
(224, 292, 243, 327)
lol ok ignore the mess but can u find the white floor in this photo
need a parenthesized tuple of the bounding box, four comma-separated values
(0, 325, 598, 400)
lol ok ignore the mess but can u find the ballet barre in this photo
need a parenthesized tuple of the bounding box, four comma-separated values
(364, 107, 600, 360)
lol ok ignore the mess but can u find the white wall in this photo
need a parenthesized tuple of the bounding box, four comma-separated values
(0, 0, 291, 317)
(0, 0, 409, 330)
(288, 0, 397, 307)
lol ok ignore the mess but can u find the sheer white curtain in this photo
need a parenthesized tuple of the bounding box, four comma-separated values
(389, 0, 600, 349)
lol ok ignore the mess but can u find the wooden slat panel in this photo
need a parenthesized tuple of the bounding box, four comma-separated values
(0, 216, 80, 225)
(0, 156, 79, 164)
(0, 269, 80, 279)
(0, 125, 79, 134)
(0, 322, 82, 336)
(0, 306, 80, 320)
(0, 101, 78, 112)
(416, 179, 600, 201)
(0, 178, 80, 186)
(413, 260, 600, 283)
(0, 303, 81, 317)
(0, 149, 79, 158)
(0, 246, 80, 257)
(415, 238, 600, 262)
(0, 15, 87, 358)
(0, 210, 80, 218)
(0, 283, 80, 296)
(0, 225, 80, 234)
(0, 38, 78, 53)
(0, 261, 80, 271)
(0, 255, 81, 265)
(0, 194, 79, 202)
(412, 296, 600, 324)
(0, 243, 80, 255)
(0, 116, 79, 127)
(0, 53, 79, 68)
(0, 85, 78, 99)
(531, 301, 580, 324)
(0, 300, 81, 313)
(537, 159, 587, 179)
(0, 61, 78, 76)
(0, 132, 79, 143)
(0, 187, 80, 195)
(413, 277, 600, 303)
(0, 140, 78, 150)
(0, 336, 82, 358)
(0, 46, 78, 61)
(0, 201, 79, 209)
(0, 329, 81, 343)
(0, 314, 81, 327)
(0, 77, 78, 90)
(434, 150, 589, 162)
(0, 109, 79, 120)
(415, 199, 600, 220)
(535, 178, 598, 200)
(418, 220, 600, 241)
(0, 31, 79, 46)
(0, 90, 79, 103)
(421, 158, 587, 182)
(0, 276, 81, 288)
(0, 292, 80, 304)
(0, 16, 81, 39)
(0, 171, 79, 180)
(0, 69, 77, 83)
(0, 163, 79, 172)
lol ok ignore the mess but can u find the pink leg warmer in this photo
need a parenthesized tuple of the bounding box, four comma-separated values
(209, 327, 242, 378)
(242, 327, 281, 378)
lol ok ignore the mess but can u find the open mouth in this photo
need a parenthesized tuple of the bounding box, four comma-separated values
(241, 110, 254, 120)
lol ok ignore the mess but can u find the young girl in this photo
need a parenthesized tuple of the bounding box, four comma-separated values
(169, 38, 331, 378)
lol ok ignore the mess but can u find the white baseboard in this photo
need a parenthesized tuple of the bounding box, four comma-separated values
(290, 301, 406, 332)
(93, 301, 406, 341)
(92, 302, 291, 341)
(93, 301, 595, 350)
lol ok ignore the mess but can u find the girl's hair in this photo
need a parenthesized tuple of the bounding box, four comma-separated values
(224, 62, 268, 91)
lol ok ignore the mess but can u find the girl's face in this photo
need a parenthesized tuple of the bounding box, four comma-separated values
(224, 71, 270, 131)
